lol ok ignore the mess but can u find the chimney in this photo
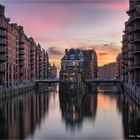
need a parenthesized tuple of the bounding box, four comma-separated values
(65, 49, 68, 54)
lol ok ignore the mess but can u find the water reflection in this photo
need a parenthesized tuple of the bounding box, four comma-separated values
(59, 84, 140, 139)
(0, 92, 49, 139)
(117, 94, 140, 139)
(0, 84, 139, 139)
(59, 94, 84, 129)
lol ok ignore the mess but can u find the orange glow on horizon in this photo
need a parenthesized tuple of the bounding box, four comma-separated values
(49, 48, 119, 68)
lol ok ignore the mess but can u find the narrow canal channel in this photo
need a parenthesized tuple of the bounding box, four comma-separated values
(0, 84, 139, 139)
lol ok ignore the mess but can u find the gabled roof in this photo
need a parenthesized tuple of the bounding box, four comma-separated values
(62, 48, 84, 60)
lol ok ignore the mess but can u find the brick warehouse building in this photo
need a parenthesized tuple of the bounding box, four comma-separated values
(0, 4, 49, 88)
(98, 62, 116, 80)
(119, 0, 140, 87)
(60, 48, 98, 82)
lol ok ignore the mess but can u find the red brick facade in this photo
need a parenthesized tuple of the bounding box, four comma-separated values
(0, 4, 49, 87)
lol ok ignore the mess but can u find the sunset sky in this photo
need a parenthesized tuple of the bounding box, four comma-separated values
(0, 0, 129, 68)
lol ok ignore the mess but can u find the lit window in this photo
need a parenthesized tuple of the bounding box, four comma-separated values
(73, 61, 76, 66)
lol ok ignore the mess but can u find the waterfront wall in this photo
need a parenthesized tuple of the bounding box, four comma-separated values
(0, 84, 35, 100)
(124, 83, 140, 106)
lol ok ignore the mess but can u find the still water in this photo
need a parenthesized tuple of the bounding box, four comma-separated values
(0, 84, 140, 139)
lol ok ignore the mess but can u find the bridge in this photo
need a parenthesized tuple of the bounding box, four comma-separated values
(35, 78, 122, 84)
(35, 79, 77, 84)
(35, 78, 60, 84)
(85, 79, 122, 84)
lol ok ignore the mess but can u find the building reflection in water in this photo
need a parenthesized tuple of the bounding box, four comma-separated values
(59, 86, 98, 130)
(60, 84, 140, 138)
(117, 94, 140, 139)
(82, 94, 97, 121)
(0, 83, 139, 139)
(0, 91, 49, 139)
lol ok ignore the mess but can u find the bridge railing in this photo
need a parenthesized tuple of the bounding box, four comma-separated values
(35, 78, 59, 82)
(85, 79, 122, 83)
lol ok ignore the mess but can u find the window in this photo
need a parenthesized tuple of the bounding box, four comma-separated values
(70, 55, 74, 60)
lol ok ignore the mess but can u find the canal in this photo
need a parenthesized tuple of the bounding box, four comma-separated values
(0, 84, 140, 139)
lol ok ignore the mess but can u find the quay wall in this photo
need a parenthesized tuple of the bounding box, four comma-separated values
(124, 83, 140, 106)
(0, 84, 35, 100)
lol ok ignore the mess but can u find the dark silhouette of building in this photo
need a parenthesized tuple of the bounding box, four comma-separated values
(83, 49, 98, 80)
(47, 63, 57, 79)
(116, 54, 122, 80)
(98, 62, 116, 79)
(120, 0, 140, 86)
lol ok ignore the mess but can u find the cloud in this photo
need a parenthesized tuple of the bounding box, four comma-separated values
(75, 42, 120, 66)
(3, 0, 125, 67)
(47, 46, 64, 55)
(47, 41, 120, 68)
(104, 44, 108, 46)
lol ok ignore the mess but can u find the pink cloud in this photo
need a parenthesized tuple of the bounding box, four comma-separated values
(97, 2, 128, 9)
(3, 1, 126, 66)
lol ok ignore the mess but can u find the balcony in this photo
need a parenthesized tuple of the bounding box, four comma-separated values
(122, 68, 128, 74)
(30, 53, 34, 57)
(123, 61, 128, 66)
(19, 45, 24, 50)
(0, 24, 7, 30)
(0, 54, 6, 61)
(0, 46, 6, 53)
(19, 62, 24, 66)
(131, 45, 140, 54)
(125, 26, 134, 34)
(31, 73, 34, 76)
(132, 34, 140, 43)
(128, 44, 134, 51)
(126, 19, 133, 26)
(133, 63, 140, 69)
(19, 36, 24, 44)
(128, 16, 134, 25)
(20, 68, 24, 74)
(0, 39, 7, 45)
(19, 50, 24, 55)
(30, 49, 34, 52)
(122, 42, 128, 47)
(39, 59, 42, 62)
(31, 66, 34, 70)
(126, 3, 135, 13)
(31, 56, 34, 60)
(19, 56, 24, 61)
(134, 23, 140, 31)
(128, 53, 134, 59)
(134, 12, 140, 21)
(39, 65, 43, 69)
(20, 71, 24, 75)
(127, 13, 140, 24)
(0, 31, 6, 37)
(129, 65, 134, 71)
(122, 56, 128, 60)
(0, 64, 5, 73)
(30, 61, 34, 65)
